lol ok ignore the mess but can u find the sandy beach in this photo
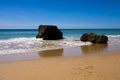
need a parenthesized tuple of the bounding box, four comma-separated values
(0, 0, 120, 80)
(0, 48, 120, 80)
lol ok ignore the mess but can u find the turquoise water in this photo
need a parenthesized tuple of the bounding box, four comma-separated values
(0, 29, 120, 54)
(0, 29, 37, 39)
(0, 29, 120, 39)
(62, 29, 120, 37)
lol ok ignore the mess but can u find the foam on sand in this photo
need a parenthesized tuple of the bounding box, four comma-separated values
(0, 35, 120, 55)
(0, 37, 91, 55)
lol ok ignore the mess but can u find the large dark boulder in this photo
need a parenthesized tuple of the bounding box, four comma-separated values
(80, 33, 88, 41)
(80, 32, 97, 43)
(36, 25, 63, 40)
(96, 35, 108, 43)
(80, 32, 108, 43)
(86, 32, 97, 43)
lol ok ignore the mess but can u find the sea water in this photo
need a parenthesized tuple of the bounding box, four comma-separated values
(0, 29, 120, 54)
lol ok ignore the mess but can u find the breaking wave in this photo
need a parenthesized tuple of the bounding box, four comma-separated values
(0, 37, 91, 55)
(0, 35, 120, 55)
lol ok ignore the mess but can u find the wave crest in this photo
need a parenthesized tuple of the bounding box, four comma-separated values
(0, 37, 91, 54)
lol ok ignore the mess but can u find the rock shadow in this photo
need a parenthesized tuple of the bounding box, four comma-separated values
(81, 44, 108, 54)
(38, 48, 63, 57)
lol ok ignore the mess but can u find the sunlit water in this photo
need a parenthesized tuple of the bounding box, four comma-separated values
(0, 29, 120, 55)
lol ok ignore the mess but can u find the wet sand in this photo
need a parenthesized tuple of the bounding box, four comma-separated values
(0, 48, 120, 80)
(0, 44, 119, 62)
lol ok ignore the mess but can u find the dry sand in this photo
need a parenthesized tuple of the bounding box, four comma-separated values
(0, 50, 120, 80)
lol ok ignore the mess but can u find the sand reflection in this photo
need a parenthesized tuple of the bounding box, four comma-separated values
(39, 48, 63, 57)
(81, 44, 108, 54)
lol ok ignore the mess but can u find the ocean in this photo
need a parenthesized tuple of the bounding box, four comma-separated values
(0, 29, 120, 55)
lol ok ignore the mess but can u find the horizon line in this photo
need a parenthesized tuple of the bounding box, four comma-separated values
(0, 28, 120, 29)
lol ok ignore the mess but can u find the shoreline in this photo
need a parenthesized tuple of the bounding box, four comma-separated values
(0, 33, 120, 55)
(0, 43, 120, 62)
(0, 49, 120, 80)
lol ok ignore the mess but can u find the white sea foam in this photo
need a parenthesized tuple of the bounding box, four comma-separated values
(107, 35, 120, 38)
(0, 37, 91, 55)
(0, 35, 120, 55)
(107, 35, 120, 44)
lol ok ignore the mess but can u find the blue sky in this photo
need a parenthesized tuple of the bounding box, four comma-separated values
(0, 0, 120, 29)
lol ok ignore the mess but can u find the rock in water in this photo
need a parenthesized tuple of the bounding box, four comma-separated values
(80, 33, 88, 41)
(80, 32, 97, 43)
(36, 25, 63, 40)
(86, 32, 97, 43)
(96, 35, 108, 43)
(80, 32, 108, 43)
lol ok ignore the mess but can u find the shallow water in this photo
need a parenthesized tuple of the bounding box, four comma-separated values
(0, 29, 120, 55)
(0, 44, 120, 62)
